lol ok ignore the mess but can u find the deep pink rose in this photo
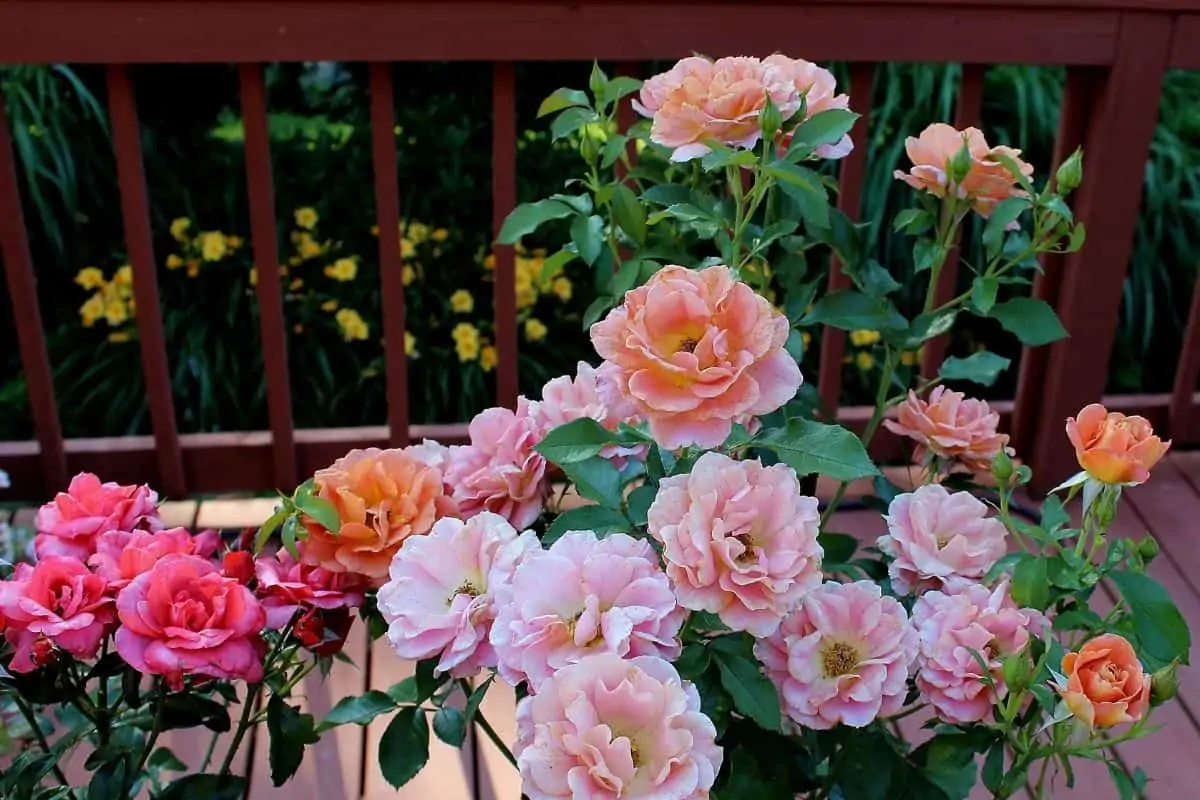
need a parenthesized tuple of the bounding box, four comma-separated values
(255, 544, 371, 630)
(115, 554, 266, 685)
(34, 472, 161, 560)
(0, 556, 115, 672)
(88, 527, 211, 592)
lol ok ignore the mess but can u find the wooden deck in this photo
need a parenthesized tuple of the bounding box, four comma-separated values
(5, 453, 1200, 798)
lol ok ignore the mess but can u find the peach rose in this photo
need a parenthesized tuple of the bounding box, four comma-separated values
(894, 123, 1033, 218)
(0, 557, 115, 672)
(763, 54, 854, 160)
(591, 265, 801, 450)
(1066, 404, 1170, 485)
(884, 386, 1011, 472)
(34, 472, 161, 560)
(303, 446, 459, 582)
(1057, 633, 1150, 730)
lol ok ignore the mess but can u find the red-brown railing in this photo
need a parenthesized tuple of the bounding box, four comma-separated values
(2, 0, 1200, 501)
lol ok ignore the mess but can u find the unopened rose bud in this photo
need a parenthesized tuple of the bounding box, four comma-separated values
(222, 551, 255, 585)
(1150, 662, 1179, 707)
(1055, 148, 1084, 195)
(992, 450, 1015, 484)
(294, 608, 326, 650)
(1137, 535, 1160, 564)
(948, 139, 973, 186)
(1001, 652, 1032, 695)
(30, 636, 57, 668)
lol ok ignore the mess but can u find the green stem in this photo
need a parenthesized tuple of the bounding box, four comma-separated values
(12, 693, 74, 792)
(200, 728, 222, 772)
(473, 707, 518, 770)
(1033, 756, 1051, 799)
(219, 682, 263, 776)
(135, 682, 166, 776)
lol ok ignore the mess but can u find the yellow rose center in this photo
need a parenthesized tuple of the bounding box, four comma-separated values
(821, 641, 861, 679)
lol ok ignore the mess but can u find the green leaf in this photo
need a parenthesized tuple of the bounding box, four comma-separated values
(611, 184, 647, 245)
(539, 248, 577, 284)
(983, 197, 1029, 255)
(1109, 570, 1191, 667)
(589, 62, 609, 100)
(938, 351, 1012, 387)
(147, 748, 186, 774)
(561, 457, 624, 509)
(817, 532, 857, 563)
(319, 690, 397, 731)
(700, 145, 757, 171)
(640, 184, 694, 207)
(497, 199, 575, 244)
(267, 695, 319, 787)
(891, 309, 957, 349)
(625, 484, 657, 527)
(919, 735, 982, 799)
(464, 676, 493, 723)
(712, 650, 781, 731)
(432, 706, 466, 748)
(913, 239, 947, 273)
(971, 275, 999, 314)
(537, 87, 591, 118)
(570, 214, 605, 266)
(982, 743, 1005, 794)
(757, 418, 879, 481)
(786, 109, 858, 160)
(600, 134, 629, 169)
(583, 296, 615, 329)
(158, 694, 231, 733)
(535, 418, 620, 465)
(611, 258, 641, 298)
(386, 676, 419, 704)
(1012, 555, 1051, 611)
(856, 260, 901, 298)
(989, 297, 1068, 346)
(802, 290, 907, 331)
(378, 707, 430, 789)
(544, 505, 631, 545)
(893, 208, 934, 235)
(551, 106, 598, 141)
(831, 730, 895, 800)
(254, 508, 286, 553)
(296, 495, 340, 533)
(602, 76, 643, 107)
(770, 162, 830, 230)
(280, 515, 299, 559)
(154, 775, 247, 800)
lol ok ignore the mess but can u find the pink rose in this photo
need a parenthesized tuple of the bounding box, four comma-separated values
(256, 543, 371, 630)
(115, 554, 266, 686)
(912, 579, 1046, 723)
(0, 556, 115, 672)
(647, 451, 822, 636)
(515, 653, 722, 800)
(756, 580, 916, 729)
(378, 512, 538, 677)
(491, 531, 684, 691)
(763, 54, 854, 159)
(884, 387, 1011, 472)
(591, 265, 801, 450)
(529, 361, 645, 466)
(88, 527, 212, 591)
(34, 472, 161, 560)
(879, 484, 1008, 595)
(444, 399, 548, 530)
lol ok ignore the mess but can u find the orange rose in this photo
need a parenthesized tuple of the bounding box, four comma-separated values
(1065, 404, 1170, 485)
(302, 447, 459, 582)
(894, 123, 1033, 218)
(1058, 633, 1150, 730)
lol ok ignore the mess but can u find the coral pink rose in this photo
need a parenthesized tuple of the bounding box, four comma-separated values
(34, 472, 161, 560)
(491, 531, 684, 691)
(884, 386, 1011, 472)
(879, 484, 1007, 596)
(1056, 633, 1150, 730)
(763, 54, 854, 160)
(756, 580, 917, 730)
(894, 123, 1034, 217)
(0, 557, 115, 672)
(256, 543, 371, 630)
(647, 451, 822, 636)
(88, 527, 213, 591)
(303, 446, 459, 582)
(1066, 403, 1170, 485)
(591, 265, 801, 450)
(115, 554, 266, 686)
(378, 512, 538, 678)
(912, 579, 1046, 724)
(515, 653, 722, 800)
(444, 400, 548, 530)
(529, 361, 645, 466)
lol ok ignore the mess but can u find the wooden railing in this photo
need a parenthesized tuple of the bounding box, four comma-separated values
(2, 0, 1200, 501)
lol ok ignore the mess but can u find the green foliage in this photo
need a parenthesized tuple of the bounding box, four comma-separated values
(378, 707, 430, 789)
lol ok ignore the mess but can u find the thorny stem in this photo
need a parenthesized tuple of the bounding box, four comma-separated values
(134, 681, 166, 776)
(12, 693, 74, 791)
(473, 706, 518, 769)
(219, 682, 263, 776)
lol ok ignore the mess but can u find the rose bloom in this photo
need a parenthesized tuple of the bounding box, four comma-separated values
(756, 580, 917, 730)
(491, 531, 684, 691)
(0, 557, 115, 672)
(591, 265, 801, 450)
(88, 527, 215, 591)
(115, 554, 266, 686)
(647, 451, 822, 636)
(515, 653, 722, 800)
(303, 446, 459, 582)
(763, 54, 854, 159)
(34, 472, 161, 560)
(256, 542, 371, 630)
(1056, 633, 1150, 729)
(884, 386, 1011, 472)
(444, 400, 548, 530)
(879, 484, 1007, 596)
(529, 361, 645, 466)
(912, 579, 1046, 724)
(1066, 403, 1170, 485)
(894, 122, 1034, 217)
(379, 513, 538, 678)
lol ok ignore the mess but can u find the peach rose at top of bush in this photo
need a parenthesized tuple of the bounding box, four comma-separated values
(1056, 633, 1150, 730)
(378, 513, 539, 678)
(894, 122, 1034, 217)
(879, 484, 1008, 596)
(755, 580, 917, 730)
(884, 386, 1011, 472)
(88, 527, 217, 592)
(1066, 403, 1171, 485)
(302, 446, 459, 582)
(763, 54, 854, 160)
(647, 451, 823, 637)
(514, 653, 722, 800)
(0, 556, 115, 672)
(591, 265, 802, 450)
(34, 472, 162, 561)
(529, 361, 645, 466)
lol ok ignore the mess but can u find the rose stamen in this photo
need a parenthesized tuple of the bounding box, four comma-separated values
(821, 641, 861, 679)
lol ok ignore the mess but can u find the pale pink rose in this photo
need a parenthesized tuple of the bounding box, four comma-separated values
(515, 653, 722, 800)
(884, 386, 1011, 472)
(115, 554, 266, 686)
(377, 513, 539, 678)
(255, 542, 371, 630)
(34, 472, 161, 560)
(912, 579, 1047, 724)
(445, 399, 548, 530)
(636, 55, 798, 162)
(755, 580, 917, 730)
(878, 484, 1008, 596)
(88, 527, 212, 591)
(591, 265, 801, 450)
(0, 556, 115, 672)
(763, 54, 854, 159)
(491, 531, 684, 691)
(647, 451, 822, 636)
(529, 361, 646, 466)
(406, 438, 452, 472)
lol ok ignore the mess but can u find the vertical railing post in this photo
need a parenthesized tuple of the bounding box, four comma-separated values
(492, 61, 519, 410)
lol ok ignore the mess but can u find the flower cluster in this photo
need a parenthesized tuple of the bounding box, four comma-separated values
(75, 263, 137, 342)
